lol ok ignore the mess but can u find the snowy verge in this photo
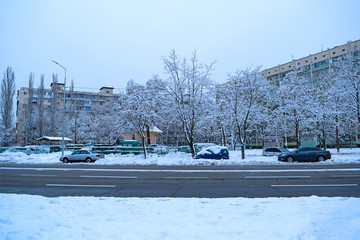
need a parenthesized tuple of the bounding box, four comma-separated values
(0, 194, 359, 240)
(0, 148, 359, 165)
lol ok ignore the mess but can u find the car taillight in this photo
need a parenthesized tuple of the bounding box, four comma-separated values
(96, 155, 100, 157)
(326, 151, 330, 155)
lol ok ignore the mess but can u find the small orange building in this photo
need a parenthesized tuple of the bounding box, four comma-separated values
(122, 126, 162, 145)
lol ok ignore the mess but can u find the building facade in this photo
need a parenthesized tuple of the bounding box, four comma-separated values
(261, 39, 360, 85)
(16, 83, 118, 144)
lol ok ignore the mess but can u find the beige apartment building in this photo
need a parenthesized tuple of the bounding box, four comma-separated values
(261, 39, 360, 85)
(16, 83, 118, 144)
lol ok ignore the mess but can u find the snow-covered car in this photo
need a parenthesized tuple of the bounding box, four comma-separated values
(194, 146, 229, 160)
(278, 147, 331, 162)
(59, 150, 104, 163)
(262, 147, 289, 156)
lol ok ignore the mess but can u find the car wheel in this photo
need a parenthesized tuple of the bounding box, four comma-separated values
(318, 155, 325, 162)
(286, 156, 294, 163)
(85, 157, 92, 163)
(63, 158, 68, 163)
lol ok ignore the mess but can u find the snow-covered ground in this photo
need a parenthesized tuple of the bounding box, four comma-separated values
(0, 148, 359, 165)
(0, 194, 359, 240)
(1, 148, 359, 239)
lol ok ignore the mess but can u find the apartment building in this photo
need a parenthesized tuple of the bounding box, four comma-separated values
(261, 39, 360, 85)
(16, 83, 118, 144)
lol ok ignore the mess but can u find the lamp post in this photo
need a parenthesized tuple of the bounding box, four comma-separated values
(52, 60, 66, 157)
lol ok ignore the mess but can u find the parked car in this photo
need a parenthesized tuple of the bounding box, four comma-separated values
(262, 147, 289, 156)
(194, 146, 229, 160)
(152, 146, 169, 155)
(278, 147, 331, 162)
(6, 146, 49, 155)
(59, 150, 104, 163)
(178, 146, 192, 153)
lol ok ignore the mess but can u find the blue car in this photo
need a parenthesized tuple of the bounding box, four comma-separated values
(194, 146, 229, 160)
(278, 147, 331, 162)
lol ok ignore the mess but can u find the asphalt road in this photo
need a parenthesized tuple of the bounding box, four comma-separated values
(0, 163, 359, 198)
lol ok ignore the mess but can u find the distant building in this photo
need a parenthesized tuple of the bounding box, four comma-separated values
(16, 83, 118, 144)
(122, 126, 163, 145)
(261, 39, 360, 85)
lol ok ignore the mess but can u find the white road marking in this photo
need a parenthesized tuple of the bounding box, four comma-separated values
(21, 174, 56, 177)
(331, 175, 360, 178)
(46, 184, 116, 188)
(164, 177, 208, 179)
(2, 167, 360, 173)
(245, 176, 310, 179)
(271, 184, 358, 187)
(80, 175, 138, 179)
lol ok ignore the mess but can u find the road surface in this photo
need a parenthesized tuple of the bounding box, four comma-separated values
(0, 163, 359, 198)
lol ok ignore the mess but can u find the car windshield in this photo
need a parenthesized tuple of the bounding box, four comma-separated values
(279, 148, 289, 152)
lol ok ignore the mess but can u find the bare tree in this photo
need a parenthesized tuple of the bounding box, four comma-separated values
(50, 73, 60, 136)
(1, 67, 16, 146)
(37, 74, 45, 138)
(25, 73, 35, 144)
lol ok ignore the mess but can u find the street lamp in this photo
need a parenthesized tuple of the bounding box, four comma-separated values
(52, 60, 66, 157)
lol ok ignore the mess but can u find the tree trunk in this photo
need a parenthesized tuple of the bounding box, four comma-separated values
(141, 135, 147, 159)
(241, 144, 245, 160)
(146, 125, 151, 145)
(336, 125, 340, 153)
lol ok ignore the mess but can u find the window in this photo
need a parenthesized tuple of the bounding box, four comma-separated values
(24, 92, 27, 95)
(320, 60, 328, 65)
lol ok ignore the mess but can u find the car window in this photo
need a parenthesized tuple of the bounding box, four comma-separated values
(73, 151, 80, 155)
(80, 151, 88, 154)
(274, 148, 281, 152)
(265, 148, 274, 152)
(299, 148, 311, 152)
(206, 150, 214, 154)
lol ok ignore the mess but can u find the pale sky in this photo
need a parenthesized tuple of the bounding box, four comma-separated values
(1, 0, 359, 93)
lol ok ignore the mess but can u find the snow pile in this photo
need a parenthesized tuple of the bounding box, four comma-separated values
(0, 148, 359, 165)
(0, 194, 359, 240)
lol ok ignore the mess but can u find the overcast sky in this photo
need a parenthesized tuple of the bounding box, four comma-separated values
(1, 0, 359, 93)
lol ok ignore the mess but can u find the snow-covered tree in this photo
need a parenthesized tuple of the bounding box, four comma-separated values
(0, 67, 16, 146)
(224, 66, 270, 159)
(116, 80, 158, 158)
(162, 50, 215, 157)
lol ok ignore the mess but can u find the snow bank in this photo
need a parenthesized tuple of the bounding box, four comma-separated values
(0, 194, 359, 240)
(0, 148, 359, 165)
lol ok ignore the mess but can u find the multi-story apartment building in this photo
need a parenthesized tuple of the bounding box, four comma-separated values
(16, 83, 118, 144)
(261, 39, 360, 85)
